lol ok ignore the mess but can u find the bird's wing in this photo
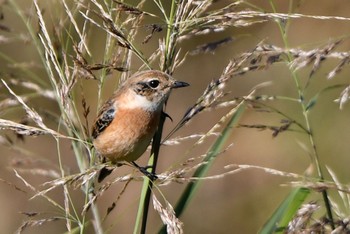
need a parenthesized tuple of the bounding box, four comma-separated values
(91, 99, 116, 139)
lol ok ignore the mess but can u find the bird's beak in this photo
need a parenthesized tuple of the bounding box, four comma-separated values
(172, 80, 190, 89)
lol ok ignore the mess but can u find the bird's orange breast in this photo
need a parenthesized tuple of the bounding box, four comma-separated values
(93, 107, 161, 163)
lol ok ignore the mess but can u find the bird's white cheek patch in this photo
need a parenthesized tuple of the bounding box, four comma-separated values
(121, 93, 160, 111)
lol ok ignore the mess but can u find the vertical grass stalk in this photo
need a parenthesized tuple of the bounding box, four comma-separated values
(269, 0, 334, 228)
(135, 0, 179, 233)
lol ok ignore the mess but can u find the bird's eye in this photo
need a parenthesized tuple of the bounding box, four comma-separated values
(148, 79, 160, 88)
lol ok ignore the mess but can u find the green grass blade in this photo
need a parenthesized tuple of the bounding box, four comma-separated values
(134, 113, 166, 234)
(134, 172, 153, 234)
(158, 102, 246, 233)
(259, 187, 310, 234)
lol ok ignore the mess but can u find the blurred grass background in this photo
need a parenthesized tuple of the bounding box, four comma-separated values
(1, 0, 350, 233)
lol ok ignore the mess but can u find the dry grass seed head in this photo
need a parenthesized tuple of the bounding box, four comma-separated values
(287, 202, 320, 233)
(152, 194, 183, 234)
(16, 217, 60, 234)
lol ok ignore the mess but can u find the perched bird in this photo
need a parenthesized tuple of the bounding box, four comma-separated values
(92, 70, 189, 181)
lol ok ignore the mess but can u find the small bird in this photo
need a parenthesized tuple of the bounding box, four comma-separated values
(92, 70, 189, 181)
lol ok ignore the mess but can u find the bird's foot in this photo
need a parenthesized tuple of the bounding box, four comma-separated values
(132, 162, 158, 181)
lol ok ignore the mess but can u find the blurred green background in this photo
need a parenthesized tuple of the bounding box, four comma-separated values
(1, 0, 350, 233)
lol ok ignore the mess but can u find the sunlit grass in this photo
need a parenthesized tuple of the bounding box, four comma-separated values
(1, 0, 350, 233)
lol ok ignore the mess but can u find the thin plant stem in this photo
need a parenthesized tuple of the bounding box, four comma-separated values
(141, 113, 166, 234)
(7, 0, 50, 88)
(135, 1, 179, 233)
(269, 0, 334, 229)
(162, 0, 177, 72)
